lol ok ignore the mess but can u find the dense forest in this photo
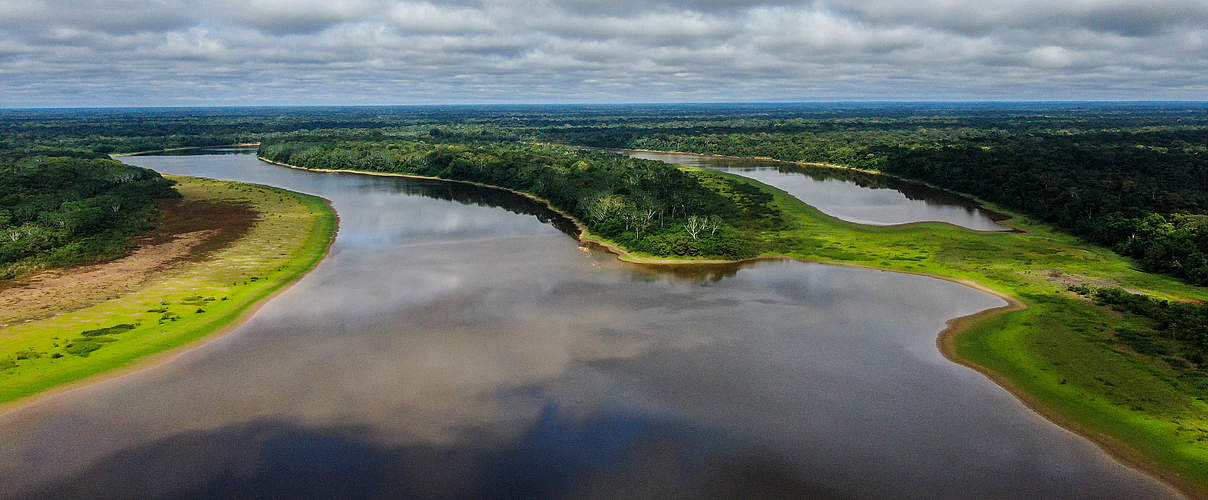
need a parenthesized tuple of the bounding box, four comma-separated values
(549, 128, 1208, 285)
(880, 135, 1208, 284)
(260, 139, 783, 259)
(3, 103, 1206, 283)
(0, 148, 178, 279)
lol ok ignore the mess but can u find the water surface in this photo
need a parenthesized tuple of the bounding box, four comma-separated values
(616, 149, 1009, 231)
(0, 151, 1171, 498)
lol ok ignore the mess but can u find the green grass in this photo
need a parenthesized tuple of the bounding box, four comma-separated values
(678, 166, 1208, 494)
(519, 160, 1208, 492)
(0, 176, 336, 406)
(5, 157, 1205, 492)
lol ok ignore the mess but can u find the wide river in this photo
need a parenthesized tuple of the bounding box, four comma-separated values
(615, 149, 1010, 231)
(0, 150, 1174, 498)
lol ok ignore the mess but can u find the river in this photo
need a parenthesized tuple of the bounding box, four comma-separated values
(615, 149, 1010, 231)
(0, 149, 1173, 498)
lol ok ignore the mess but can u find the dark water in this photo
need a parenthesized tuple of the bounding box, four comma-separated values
(137, 146, 262, 156)
(0, 152, 1172, 499)
(616, 150, 1009, 231)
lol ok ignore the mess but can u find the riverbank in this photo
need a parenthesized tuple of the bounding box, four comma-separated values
(611, 147, 1018, 230)
(261, 151, 1208, 497)
(0, 176, 336, 412)
(703, 167, 1208, 499)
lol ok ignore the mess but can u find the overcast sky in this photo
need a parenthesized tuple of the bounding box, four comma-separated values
(1, 0, 1205, 107)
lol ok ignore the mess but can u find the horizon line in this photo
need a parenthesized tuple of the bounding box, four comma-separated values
(4, 99, 1208, 111)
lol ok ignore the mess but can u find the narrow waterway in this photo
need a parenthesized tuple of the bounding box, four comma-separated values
(615, 149, 1010, 231)
(0, 149, 1173, 498)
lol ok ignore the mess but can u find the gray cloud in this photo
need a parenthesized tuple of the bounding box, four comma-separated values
(0, 0, 1204, 106)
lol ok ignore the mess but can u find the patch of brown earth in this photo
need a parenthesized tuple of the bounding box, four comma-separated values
(0, 197, 256, 327)
(1045, 269, 1147, 296)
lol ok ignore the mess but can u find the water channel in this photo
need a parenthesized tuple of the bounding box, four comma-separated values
(615, 149, 1010, 231)
(0, 149, 1171, 498)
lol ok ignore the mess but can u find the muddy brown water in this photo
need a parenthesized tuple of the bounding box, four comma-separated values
(0, 149, 1174, 498)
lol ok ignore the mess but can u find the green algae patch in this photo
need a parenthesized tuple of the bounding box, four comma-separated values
(0, 176, 335, 407)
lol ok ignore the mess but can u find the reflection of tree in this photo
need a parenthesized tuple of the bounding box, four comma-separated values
(399, 179, 582, 237)
(393, 177, 759, 284)
(155, 147, 261, 156)
(632, 261, 745, 283)
(618, 149, 1007, 222)
(774, 164, 989, 208)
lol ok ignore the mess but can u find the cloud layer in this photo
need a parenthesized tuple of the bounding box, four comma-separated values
(1, 0, 1204, 106)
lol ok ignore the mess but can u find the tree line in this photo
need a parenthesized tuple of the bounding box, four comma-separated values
(6, 103, 1207, 284)
(522, 123, 1208, 286)
(1071, 285, 1208, 375)
(260, 139, 784, 259)
(0, 148, 178, 279)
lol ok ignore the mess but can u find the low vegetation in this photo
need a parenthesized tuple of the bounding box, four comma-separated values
(1070, 285, 1208, 369)
(0, 177, 335, 405)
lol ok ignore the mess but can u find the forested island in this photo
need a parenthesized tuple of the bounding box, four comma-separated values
(2, 103, 1208, 495)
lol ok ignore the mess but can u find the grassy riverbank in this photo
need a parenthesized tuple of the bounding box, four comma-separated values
(685, 167, 1208, 496)
(262, 147, 1208, 495)
(0, 176, 335, 409)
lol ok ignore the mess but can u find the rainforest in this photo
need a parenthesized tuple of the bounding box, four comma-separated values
(2, 103, 1207, 498)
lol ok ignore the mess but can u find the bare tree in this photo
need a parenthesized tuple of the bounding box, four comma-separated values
(640, 205, 657, 229)
(707, 215, 723, 235)
(586, 195, 625, 223)
(109, 171, 137, 184)
(685, 215, 704, 240)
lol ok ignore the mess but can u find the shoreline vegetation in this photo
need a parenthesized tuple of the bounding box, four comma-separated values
(259, 143, 1208, 498)
(0, 175, 336, 414)
(610, 147, 1020, 230)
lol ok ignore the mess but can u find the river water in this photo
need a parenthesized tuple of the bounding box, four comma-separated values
(0, 150, 1172, 498)
(615, 150, 1009, 231)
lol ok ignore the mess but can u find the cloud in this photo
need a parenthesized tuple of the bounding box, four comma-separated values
(388, 2, 494, 34)
(0, 0, 1204, 106)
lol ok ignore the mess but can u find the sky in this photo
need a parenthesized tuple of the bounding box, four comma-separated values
(1, 0, 1205, 107)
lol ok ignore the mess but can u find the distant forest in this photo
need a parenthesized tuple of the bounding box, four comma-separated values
(2, 103, 1206, 283)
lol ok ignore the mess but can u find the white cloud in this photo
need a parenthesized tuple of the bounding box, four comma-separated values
(1026, 46, 1078, 69)
(388, 2, 494, 33)
(0, 0, 1204, 105)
